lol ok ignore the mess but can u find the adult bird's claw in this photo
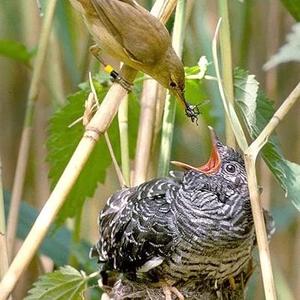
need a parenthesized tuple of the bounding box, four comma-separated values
(111, 73, 133, 92)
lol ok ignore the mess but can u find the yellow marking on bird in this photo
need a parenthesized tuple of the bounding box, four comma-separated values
(104, 65, 114, 74)
(229, 276, 236, 290)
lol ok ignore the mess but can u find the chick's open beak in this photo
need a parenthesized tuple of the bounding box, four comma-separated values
(171, 127, 221, 174)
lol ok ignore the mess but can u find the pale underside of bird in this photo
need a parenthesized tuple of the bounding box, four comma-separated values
(90, 128, 275, 299)
(69, 0, 200, 122)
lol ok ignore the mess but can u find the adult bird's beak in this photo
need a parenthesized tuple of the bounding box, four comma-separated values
(173, 89, 199, 123)
(171, 127, 221, 174)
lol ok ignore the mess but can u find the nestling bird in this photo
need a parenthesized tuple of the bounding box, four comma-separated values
(69, 0, 199, 122)
(90, 127, 275, 299)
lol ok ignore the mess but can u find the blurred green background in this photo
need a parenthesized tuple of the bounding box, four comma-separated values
(0, 0, 300, 299)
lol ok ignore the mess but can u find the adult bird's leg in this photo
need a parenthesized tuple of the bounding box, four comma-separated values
(89, 45, 133, 92)
(162, 282, 184, 300)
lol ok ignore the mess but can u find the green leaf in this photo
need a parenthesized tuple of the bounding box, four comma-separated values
(234, 68, 300, 211)
(25, 266, 88, 300)
(264, 23, 300, 70)
(47, 79, 139, 224)
(47, 85, 113, 224)
(0, 40, 33, 64)
(280, 0, 300, 21)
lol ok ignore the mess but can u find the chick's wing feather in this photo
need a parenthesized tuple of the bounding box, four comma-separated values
(96, 177, 180, 273)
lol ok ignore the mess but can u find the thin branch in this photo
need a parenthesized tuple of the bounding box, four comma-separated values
(104, 132, 126, 188)
(151, 0, 177, 23)
(133, 0, 180, 185)
(243, 83, 300, 299)
(211, 16, 299, 300)
(247, 82, 300, 157)
(89, 73, 126, 188)
(6, 0, 58, 261)
(0, 2, 177, 298)
(118, 95, 131, 186)
(243, 156, 277, 300)
(133, 78, 159, 186)
(212, 18, 248, 152)
(218, 0, 235, 147)
(158, 0, 187, 177)
(0, 69, 134, 300)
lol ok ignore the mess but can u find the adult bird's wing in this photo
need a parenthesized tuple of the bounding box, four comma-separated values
(93, 177, 180, 275)
(90, 0, 170, 65)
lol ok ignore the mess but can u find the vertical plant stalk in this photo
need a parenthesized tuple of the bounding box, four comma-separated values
(218, 0, 235, 147)
(243, 156, 277, 300)
(211, 18, 300, 300)
(238, 0, 252, 67)
(158, 0, 186, 177)
(133, 78, 159, 186)
(0, 157, 9, 280)
(104, 132, 126, 188)
(6, 0, 58, 260)
(244, 81, 300, 300)
(118, 95, 131, 186)
(0, 2, 177, 298)
(212, 19, 248, 152)
(152, 86, 167, 149)
(0, 68, 136, 300)
(47, 31, 66, 106)
(133, 0, 178, 185)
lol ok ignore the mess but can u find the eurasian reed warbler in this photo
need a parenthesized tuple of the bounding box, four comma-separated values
(69, 0, 199, 122)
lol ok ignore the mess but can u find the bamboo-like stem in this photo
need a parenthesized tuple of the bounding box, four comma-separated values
(0, 2, 176, 297)
(151, 0, 177, 23)
(0, 69, 135, 300)
(158, 94, 176, 177)
(0, 157, 9, 280)
(104, 132, 126, 188)
(133, 0, 178, 185)
(47, 31, 65, 106)
(241, 82, 297, 297)
(118, 96, 131, 186)
(218, 0, 235, 148)
(152, 86, 167, 150)
(211, 17, 300, 300)
(133, 78, 158, 186)
(243, 156, 277, 300)
(158, 0, 186, 177)
(6, 0, 58, 260)
(212, 19, 248, 152)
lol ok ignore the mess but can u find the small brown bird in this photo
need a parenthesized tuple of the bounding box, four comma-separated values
(69, 0, 199, 122)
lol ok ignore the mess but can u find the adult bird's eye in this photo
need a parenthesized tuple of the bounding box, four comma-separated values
(170, 81, 177, 88)
(225, 163, 236, 173)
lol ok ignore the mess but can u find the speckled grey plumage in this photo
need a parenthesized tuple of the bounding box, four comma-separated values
(91, 137, 273, 299)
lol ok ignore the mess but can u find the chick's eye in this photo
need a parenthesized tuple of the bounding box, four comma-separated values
(225, 163, 236, 173)
(170, 81, 177, 88)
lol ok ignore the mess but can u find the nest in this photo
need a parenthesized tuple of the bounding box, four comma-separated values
(101, 274, 248, 300)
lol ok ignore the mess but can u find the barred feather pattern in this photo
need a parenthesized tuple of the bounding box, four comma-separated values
(93, 140, 256, 287)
